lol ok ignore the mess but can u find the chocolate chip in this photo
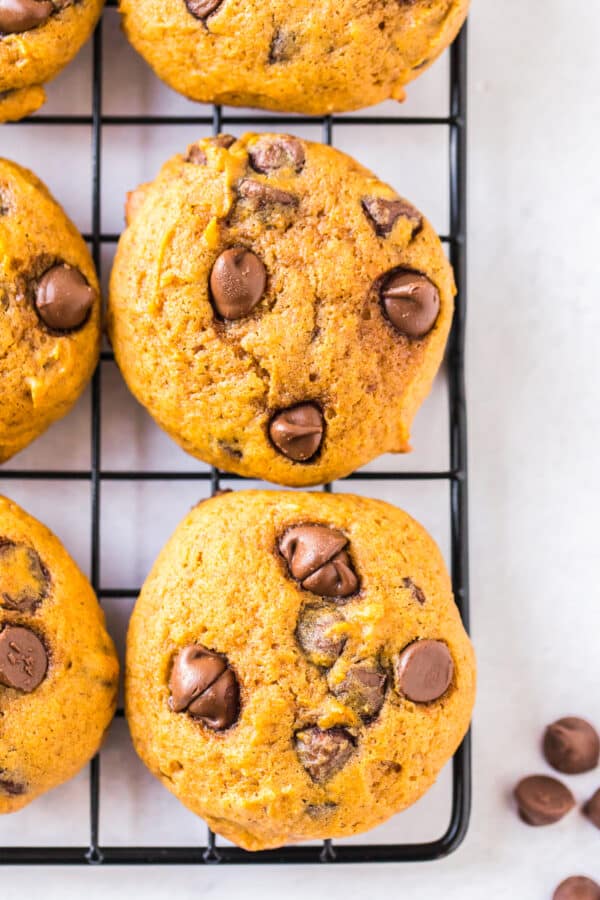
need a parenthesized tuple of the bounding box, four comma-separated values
(213, 134, 236, 148)
(296, 607, 345, 667)
(514, 775, 575, 826)
(295, 727, 354, 783)
(0, 187, 11, 216)
(0, 0, 53, 34)
(543, 717, 600, 775)
(362, 197, 422, 237)
(402, 577, 426, 605)
(394, 640, 453, 703)
(249, 136, 305, 175)
(380, 269, 440, 338)
(209, 248, 266, 320)
(184, 0, 223, 19)
(328, 660, 386, 720)
(268, 28, 297, 63)
(0, 625, 48, 693)
(237, 178, 298, 208)
(269, 404, 324, 462)
(185, 145, 207, 165)
(305, 801, 337, 819)
(583, 788, 600, 830)
(0, 540, 49, 613)
(553, 878, 600, 900)
(169, 644, 239, 730)
(279, 524, 358, 597)
(35, 264, 97, 331)
(0, 774, 27, 796)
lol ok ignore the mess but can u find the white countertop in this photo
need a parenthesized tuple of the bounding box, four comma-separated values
(2, 0, 600, 896)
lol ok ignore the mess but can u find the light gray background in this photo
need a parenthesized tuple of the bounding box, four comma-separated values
(1, 0, 600, 896)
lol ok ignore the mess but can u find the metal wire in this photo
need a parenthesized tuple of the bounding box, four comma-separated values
(0, 15, 470, 865)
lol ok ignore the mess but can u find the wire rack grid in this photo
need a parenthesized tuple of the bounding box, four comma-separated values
(0, 10, 470, 866)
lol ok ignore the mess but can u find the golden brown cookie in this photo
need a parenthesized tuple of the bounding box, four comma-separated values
(108, 134, 455, 487)
(126, 490, 475, 851)
(0, 0, 104, 123)
(0, 495, 119, 813)
(119, 0, 469, 115)
(0, 159, 101, 463)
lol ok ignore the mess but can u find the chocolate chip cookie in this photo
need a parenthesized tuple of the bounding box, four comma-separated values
(0, 159, 101, 463)
(0, 0, 104, 122)
(119, 0, 469, 115)
(0, 495, 118, 813)
(108, 134, 455, 487)
(126, 490, 475, 850)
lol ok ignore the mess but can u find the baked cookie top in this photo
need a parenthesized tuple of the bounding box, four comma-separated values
(0, 159, 101, 463)
(120, 0, 470, 115)
(0, 495, 118, 813)
(108, 133, 455, 486)
(126, 489, 476, 850)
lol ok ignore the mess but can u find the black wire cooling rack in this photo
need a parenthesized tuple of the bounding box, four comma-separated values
(1, 12, 470, 865)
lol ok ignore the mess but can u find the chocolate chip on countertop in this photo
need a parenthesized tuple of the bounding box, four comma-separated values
(209, 248, 267, 320)
(543, 717, 600, 775)
(553, 877, 600, 900)
(380, 269, 440, 338)
(237, 178, 298, 208)
(583, 788, 600, 830)
(0, 540, 49, 612)
(0, 625, 48, 693)
(269, 404, 324, 462)
(169, 644, 239, 730)
(513, 775, 575, 826)
(279, 524, 358, 597)
(184, 0, 223, 19)
(394, 639, 453, 703)
(362, 197, 422, 237)
(295, 726, 354, 783)
(249, 136, 305, 174)
(296, 607, 345, 667)
(402, 576, 426, 605)
(0, 0, 53, 34)
(35, 264, 97, 331)
(329, 660, 386, 720)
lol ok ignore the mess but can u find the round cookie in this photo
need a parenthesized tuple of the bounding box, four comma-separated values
(108, 133, 455, 487)
(119, 0, 469, 115)
(0, 159, 101, 463)
(0, 0, 104, 123)
(126, 490, 476, 851)
(0, 495, 119, 813)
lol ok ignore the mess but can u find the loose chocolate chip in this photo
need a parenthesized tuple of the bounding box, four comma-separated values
(402, 576, 426, 605)
(296, 607, 345, 667)
(268, 28, 297, 64)
(169, 644, 239, 730)
(35, 264, 97, 331)
(0, 540, 49, 612)
(543, 717, 600, 775)
(583, 788, 600, 830)
(237, 178, 298, 208)
(362, 197, 422, 237)
(279, 524, 358, 597)
(269, 404, 324, 462)
(395, 639, 453, 703)
(514, 775, 575, 826)
(209, 248, 266, 320)
(184, 0, 223, 19)
(380, 269, 440, 338)
(295, 726, 354, 783)
(0, 625, 48, 693)
(553, 878, 600, 900)
(0, 0, 53, 34)
(329, 660, 386, 720)
(249, 136, 305, 175)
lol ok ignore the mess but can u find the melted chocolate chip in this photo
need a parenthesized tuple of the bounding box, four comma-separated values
(184, 0, 223, 19)
(209, 248, 267, 320)
(35, 265, 97, 331)
(583, 788, 600, 830)
(328, 660, 386, 720)
(402, 577, 426, 605)
(0, 0, 53, 34)
(553, 878, 600, 900)
(279, 525, 358, 598)
(268, 28, 297, 63)
(0, 774, 27, 796)
(543, 717, 600, 775)
(249, 136, 305, 174)
(169, 644, 239, 730)
(394, 640, 453, 703)
(380, 269, 440, 338)
(296, 607, 345, 667)
(0, 540, 49, 612)
(0, 625, 48, 693)
(237, 178, 298, 208)
(295, 726, 354, 783)
(362, 197, 422, 237)
(514, 775, 575, 826)
(269, 404, 324, 462)
(186, 134, 235, 164)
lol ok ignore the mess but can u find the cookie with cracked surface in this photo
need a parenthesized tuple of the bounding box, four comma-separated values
(125, 489, 475, 850)
(0, 495, 118, 813)
(0, 159, 101, 463)
(108, 134, 455, 487)
(0, 0, 104, 122)
(119, 0, 469, 115)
